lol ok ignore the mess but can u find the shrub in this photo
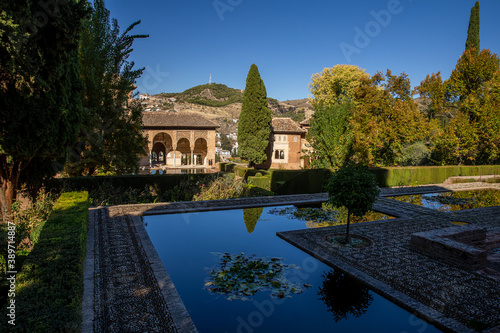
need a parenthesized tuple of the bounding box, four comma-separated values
(326, 164, 380, 244)
(193, 175, 271, 201)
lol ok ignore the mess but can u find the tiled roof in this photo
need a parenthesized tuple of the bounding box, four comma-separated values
(142, 112, 219, 129)
(271, 118, 305, 133)
(299, 117, 310, 126)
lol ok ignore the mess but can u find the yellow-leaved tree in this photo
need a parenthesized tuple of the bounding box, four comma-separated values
(309, 64, 369, 109)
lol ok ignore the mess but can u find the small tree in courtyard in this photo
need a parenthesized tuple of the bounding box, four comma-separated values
(326, 164, 380, 244)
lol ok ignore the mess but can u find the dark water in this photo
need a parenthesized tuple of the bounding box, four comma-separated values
(144, 207, 442, 333)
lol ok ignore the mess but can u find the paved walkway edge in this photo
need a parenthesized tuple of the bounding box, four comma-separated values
(131, 215, 198, 332)
(277, 229, 476, 333)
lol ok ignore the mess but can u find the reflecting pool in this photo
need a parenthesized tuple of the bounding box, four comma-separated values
(145, 207, 441, 333)
(391, 189, 500, 212)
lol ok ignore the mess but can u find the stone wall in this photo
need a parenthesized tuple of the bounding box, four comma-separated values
(410, 225, 488, 271)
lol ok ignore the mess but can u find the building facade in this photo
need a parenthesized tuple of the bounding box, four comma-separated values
(269, 118, 307, 169)
(141, 112, 219, 168)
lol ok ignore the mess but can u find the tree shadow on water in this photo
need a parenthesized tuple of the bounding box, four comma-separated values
(243, 207, 263, 233)
(318, 270, 373, 322)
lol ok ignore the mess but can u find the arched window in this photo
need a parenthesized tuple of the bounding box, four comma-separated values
(280, 150, 285, 159)
(275, 150, 280, 159)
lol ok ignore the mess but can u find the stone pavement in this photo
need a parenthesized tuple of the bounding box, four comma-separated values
(81, 194, 328, 332)
(279, 184, 500, 333)
(82, 184, 500, 332)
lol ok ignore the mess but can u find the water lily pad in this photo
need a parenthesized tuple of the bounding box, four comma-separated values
(204, 252, 306, 301)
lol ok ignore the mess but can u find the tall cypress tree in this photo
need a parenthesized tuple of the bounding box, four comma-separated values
(465, 1, 480, 52)
(238, 64, 271, 167)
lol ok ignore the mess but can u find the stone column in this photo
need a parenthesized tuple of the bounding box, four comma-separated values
(172, 145, 177, 167)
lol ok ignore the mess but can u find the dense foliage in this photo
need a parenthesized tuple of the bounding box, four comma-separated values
(238, 64, 272, 167)
(307, 2, 500, 168)
(307, 102, 353, 170)
(309, 65, 369, 108)
(0, 1, 88, 219)
(66, 0, 148, 176)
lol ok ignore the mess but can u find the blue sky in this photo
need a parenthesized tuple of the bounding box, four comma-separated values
(104, 0, 500, 101)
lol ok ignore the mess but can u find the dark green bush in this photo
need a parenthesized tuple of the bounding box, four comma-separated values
(397, 142, 431, 166)
(247, 176, 271, 191)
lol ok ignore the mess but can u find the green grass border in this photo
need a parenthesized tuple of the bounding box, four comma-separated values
(1, 192, 90, 332)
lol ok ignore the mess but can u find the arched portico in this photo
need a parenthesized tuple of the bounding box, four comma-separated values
(151, 142, 166, 164)
(141, 112, 220, 169)
(194, 138, 208, 166)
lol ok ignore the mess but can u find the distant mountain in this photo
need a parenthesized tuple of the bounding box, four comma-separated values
(159, 83, 243, 107)
(142, 84, 313, 134)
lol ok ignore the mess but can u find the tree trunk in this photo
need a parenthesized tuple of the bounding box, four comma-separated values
(345, 210, 351, 244)
(0, 177, 17, 224)
(0, 157, 21, 224)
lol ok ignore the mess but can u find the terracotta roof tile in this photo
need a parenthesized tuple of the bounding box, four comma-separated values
(271, 118, 305, 133)
(142, 112, 219, 129)
(299, 117, 310, 126)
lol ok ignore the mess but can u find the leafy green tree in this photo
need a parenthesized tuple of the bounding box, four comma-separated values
(415, 72, 446, 119)
(238, 64, 272, 167)
(0, 1, 88, 220)
(465, 1, 480, 53)
(432, 112, 479, 165)
(307, 102, 353, 170)
(436, 47, 500, 165)
(67, 0, 148, 176)
(326, 164, 380, 244)
(446, 48, 499, 105)
(309, 64, 369, 109)
(351, 71, 429, 166)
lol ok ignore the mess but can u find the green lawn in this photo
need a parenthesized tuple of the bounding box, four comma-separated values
(1, 192, 90, 332)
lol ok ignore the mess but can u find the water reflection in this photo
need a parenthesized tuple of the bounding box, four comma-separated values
(392, 190, 500, 212)
(243, 207, 263, 233)
(138, 168, 209, 175)
(318, 270, 373, 322)
(269, 206, 392, 229)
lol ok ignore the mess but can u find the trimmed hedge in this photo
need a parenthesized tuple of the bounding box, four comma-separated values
(45, 173, 220, 194)
(370, 165, 500, 187)
(274, 169, 331, 195)
(1, 192, 90, 332)
(247, 176, 271, 191)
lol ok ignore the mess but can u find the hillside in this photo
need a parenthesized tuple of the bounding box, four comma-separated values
(160, 83, 243, 107)
(139, 83, 313, 135)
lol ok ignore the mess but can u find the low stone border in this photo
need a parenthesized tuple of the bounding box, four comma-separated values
(410, 225, 488, 271)
(82, 193, 333, 332)
(131, 215, 197, 332)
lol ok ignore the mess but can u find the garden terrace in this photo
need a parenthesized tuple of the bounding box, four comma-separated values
(80, 182, 500, 332)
